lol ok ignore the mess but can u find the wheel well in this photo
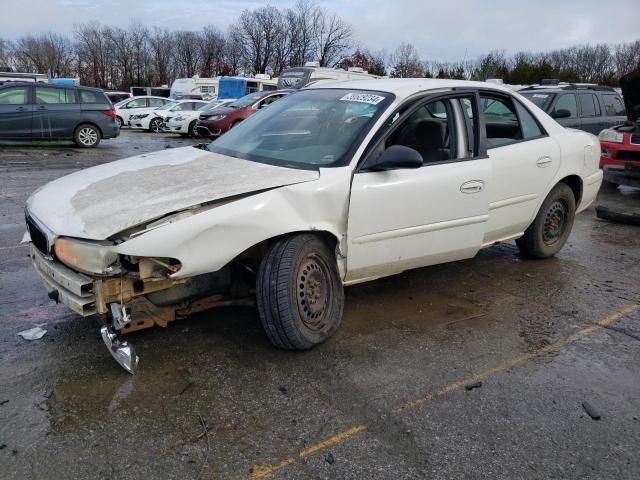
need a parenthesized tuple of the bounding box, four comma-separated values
(558, 175, 582, 205)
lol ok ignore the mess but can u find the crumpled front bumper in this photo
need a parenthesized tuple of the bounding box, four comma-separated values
(30, 245, 97, 316)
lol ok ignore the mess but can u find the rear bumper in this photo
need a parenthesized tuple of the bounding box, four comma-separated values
(102, 123, 120, 139)
(577, 170, 603, 213)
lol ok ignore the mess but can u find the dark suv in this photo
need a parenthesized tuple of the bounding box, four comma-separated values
(520, 82, 626, 135)
(0, 82, 119, 147)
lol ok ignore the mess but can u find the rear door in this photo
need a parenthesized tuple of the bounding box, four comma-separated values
(480, 92, 561, 244)
(0, 85, 33, 138)
(34, 86, 80, 138)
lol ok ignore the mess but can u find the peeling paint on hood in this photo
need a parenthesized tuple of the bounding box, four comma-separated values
(26, 146, 319, 240)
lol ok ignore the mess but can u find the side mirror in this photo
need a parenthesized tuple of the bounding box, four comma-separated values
(366, 145, 423, 171)
(552, 109, 571, 119)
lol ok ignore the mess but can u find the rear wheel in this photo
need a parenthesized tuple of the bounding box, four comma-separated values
(257, 234, 344, 350)
(149, 117, 163, 133)
(516, 183, 576, 258)
(74, 124, 101, 148)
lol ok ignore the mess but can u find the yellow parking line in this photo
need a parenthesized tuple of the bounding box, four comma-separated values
(249, 425, 367, 480)
(0, 244, 28, 251)
(245, 304, 640, 479)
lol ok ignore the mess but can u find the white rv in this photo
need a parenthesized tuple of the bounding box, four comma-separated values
(276, 62, 384, 89)
(170, 76, 219, 100)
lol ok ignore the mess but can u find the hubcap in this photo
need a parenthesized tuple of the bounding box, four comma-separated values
(116, 117, 122, 128)
(297, 256, 331, 330)
(543, 200, 568, 245)
(78, 127, 98, 146)
(151, 119, 161, 133)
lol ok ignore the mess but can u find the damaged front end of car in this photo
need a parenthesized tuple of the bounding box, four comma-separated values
(25, 209, 256, 374)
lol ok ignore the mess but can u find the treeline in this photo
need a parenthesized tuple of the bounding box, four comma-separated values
(385, 41, 640, 86)
(0, 0, 639, 91)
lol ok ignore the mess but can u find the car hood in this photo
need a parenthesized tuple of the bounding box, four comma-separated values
(620, 68, 640, 123)
(27, 146, 319, 240)
(201, 106, 235, 117)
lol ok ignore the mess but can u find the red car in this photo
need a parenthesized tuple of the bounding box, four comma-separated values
(598, 69, 640, 188)
(195, 90, 291, 138)
(104, 91, 132, 104)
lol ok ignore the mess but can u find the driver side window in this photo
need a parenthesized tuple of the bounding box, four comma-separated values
(384, 99, 455, 164)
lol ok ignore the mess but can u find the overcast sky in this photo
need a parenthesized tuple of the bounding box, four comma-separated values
(3, 0, 640, 60)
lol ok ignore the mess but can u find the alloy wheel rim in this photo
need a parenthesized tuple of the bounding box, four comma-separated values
(78, 127, 98, 146)
(151, 119, 162, 133)
(543, 200, 568, 245)
(296, 255, 331, 331)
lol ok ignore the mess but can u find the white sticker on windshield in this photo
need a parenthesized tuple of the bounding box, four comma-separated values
(339, 93, 385, 105)
(532, 94, 549, 98)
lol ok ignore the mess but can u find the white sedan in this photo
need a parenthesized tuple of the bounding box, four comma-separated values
(164, 99, 235, 137)
(114, 96, 176, 128)
(24, 79, 602, 372)
(128, 100, 208, 133)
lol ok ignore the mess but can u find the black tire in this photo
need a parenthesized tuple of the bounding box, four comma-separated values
(516, 183, 576, 258)
(257, 234, 344, 350)
(73, 124, 101, 148)
(149, 117, 163, 133)
(115, 116, 124, 129)
(188, 120, 198, 137)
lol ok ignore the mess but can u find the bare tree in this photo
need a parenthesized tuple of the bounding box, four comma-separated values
(149, 27, 174, 86)
(12, 32, 74, 77)
(311, 8, 353, 67)
(390, 43, 423, 77)
(199, 26, 226, 77)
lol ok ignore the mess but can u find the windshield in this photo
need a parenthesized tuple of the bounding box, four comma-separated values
(207, 89, 393, 169)
(228, 93, 266, 109)
(199, 100, 227, 111)
(114, 99, 130, 108)
(521, 92, 555, 112)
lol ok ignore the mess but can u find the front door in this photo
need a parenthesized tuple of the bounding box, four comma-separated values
(0, 86, 33, 138)
(346, 94, 490, 282)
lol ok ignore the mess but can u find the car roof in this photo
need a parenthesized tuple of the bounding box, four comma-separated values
(306, 78, 514, 100)
(0, 81, 102, 92)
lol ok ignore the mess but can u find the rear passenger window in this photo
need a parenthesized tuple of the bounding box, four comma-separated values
(36, 87, 77, 104)
(578, 93, 599, 117)
(479, 95, 521, 148)
(553, 94, 577, 118)
(602, 94, 626, 116)
(514, 100, 543, 139)
(80, 90, 108, 104)
(149, 98, 166, 108)
(0, 87, 28, 105)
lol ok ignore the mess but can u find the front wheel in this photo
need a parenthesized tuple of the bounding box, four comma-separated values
(257, 234, 344, 350)
(516, 183, 576, 258)
(115, 116, 123, 129)
(188, 120, 198, 137)
(74, 124, 101, 148)
(149, 117, 163, 133)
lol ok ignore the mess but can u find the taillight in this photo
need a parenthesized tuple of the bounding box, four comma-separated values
(102, 109, 116, 119)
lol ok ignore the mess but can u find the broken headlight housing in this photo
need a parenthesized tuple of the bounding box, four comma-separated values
(54, 238, 120, 275)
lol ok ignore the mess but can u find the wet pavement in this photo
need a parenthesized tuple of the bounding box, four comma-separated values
(1, 131, 639, 479)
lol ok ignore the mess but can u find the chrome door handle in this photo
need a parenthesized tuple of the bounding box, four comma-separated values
(460, 180, 484, 194)
(536, 156, 553, 168)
